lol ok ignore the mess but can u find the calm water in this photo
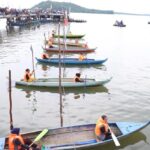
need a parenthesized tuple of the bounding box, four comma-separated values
(0, 13, 150, 150)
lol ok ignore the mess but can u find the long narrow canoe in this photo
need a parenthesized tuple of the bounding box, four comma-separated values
(2, 122, 149, 150)
(36, 58, 108, 65)
(53, 41, 84, 47)
(53, 34, 85, 39)
(15, 77, 112, 88)
(43, 47, 96, 53)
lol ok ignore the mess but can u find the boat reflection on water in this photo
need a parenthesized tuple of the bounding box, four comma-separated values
(16, 85, 109, 98)
(36, 61, 107, 70)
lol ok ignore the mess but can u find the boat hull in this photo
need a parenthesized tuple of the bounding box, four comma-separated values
(53, 34, 85, 39)
(43, 47, 96, 53)
(2, 122, 149, 150)
(15, 77, 112, 88)
(36, 58, 108, 65)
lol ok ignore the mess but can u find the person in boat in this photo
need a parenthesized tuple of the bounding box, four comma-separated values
(8, 128, 40, 150)
(95, 115, 111, 141)
(41, 53, 49, 59)
(120, 20, 123, 25)
(82, 43, 88, 48)
(24, 68, 34, 82)
(75, 39, 79, 44)
(48, 38, 54, 48)
(74, 73, 84, 82)
(52, 30, 56, 37)
(78, 53, 86, 61)
(115, 20, 119, 25)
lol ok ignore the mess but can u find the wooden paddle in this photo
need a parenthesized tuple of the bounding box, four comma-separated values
(30, 45, 36, 79)
(29, 129, 48, 147)
(108, 126, 120, 146)
(8, 70, 13, 130)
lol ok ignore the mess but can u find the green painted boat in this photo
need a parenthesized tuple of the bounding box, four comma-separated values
(15, 77, 112, 88)
(53, 34, 85, 39)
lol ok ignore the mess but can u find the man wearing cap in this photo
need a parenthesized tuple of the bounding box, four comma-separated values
(8, 128, 28, 150)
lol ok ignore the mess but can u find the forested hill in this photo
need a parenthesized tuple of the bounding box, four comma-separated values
(32, 1, 114, 14)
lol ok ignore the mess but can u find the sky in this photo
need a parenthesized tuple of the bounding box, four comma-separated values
(0, 0, 150, 14)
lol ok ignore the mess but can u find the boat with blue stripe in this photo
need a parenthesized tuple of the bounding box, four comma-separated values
(1, 121, 149, 149)
(36, 57, 108, 66)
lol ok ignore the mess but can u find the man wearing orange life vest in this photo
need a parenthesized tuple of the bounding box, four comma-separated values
(95, 115, 111, 141)
(24, 68, 34, 82)
(78, 53, 86, 61)
(9, 128, 40, 150)
(8, 128, 28, 150)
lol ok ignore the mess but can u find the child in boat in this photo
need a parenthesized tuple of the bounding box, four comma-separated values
(74, 73, 84, 82)
(95, 115, 111, 141)
(24, 68, 34, 82)
(78, 53, 86, 61)
(42, 53, 49, 59)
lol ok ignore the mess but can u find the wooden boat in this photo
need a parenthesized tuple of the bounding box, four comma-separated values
(52, 40, 84, 47)
(53, 34, 85, 39)
(15, 77, 112, 88)
(43, 47, 96, 53)
(36, 58, 108, 65)
(1, 121, 149, 149)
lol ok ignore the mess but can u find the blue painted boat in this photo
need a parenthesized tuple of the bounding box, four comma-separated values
(2, 121, 149, 149)
(36, 57, 108, 65)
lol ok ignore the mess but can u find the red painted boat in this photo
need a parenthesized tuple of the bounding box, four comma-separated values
(43, 46, 96, 53)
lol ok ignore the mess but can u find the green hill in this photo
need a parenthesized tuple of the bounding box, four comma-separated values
(32, 0, 114, 14)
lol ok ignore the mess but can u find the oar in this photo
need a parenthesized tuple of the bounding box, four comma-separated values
(30, 45, 36, 79)
(83, 75, 87, 98)
(44, 33, 47, 48)
(108, 126, 120, 146)
(29, 129, 48, 147)
(8, 70, 13, 130)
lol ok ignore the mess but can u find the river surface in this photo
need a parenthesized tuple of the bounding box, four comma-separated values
(0, 13, 150, 150)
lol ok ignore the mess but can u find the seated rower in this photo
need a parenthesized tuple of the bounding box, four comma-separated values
(52, 30, 56, 37)
(74, 73, 84, 82)
(48, 38, 54, 48)
(9, 128, 40, 150)
(82, 43, 88, 48)
(78, 53, 86, 61)
(95, 115, 111, 142)
(24, 68, 34, 82)
(42, 53, 49, 59)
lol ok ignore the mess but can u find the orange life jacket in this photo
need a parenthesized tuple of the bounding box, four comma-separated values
(8, 133, 25, 150)
(95, 118, 109, 137)
(79, 55, 85, 61)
